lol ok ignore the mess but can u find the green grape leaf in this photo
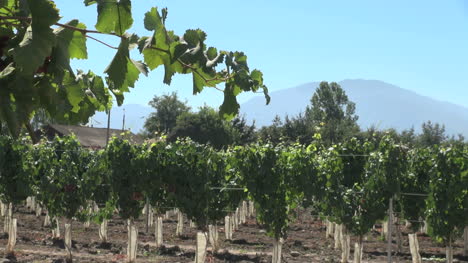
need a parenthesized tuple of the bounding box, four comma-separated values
(144, 7, 163, 31)
(105, 36, 148, 95)
(219, 85, 239, 120)
(63, 72, 85, 113)
(0, 0, 15, 11)
(50, 20, 87, 81)
(192, 72, 205, 94)
(68, 22, 88, 59)
(95, 0, 133, 34)
(12, 0, 59, 75)
(142, 47, 165, 70)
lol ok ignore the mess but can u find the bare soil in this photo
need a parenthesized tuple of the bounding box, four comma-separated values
(0, 206, 466, 262)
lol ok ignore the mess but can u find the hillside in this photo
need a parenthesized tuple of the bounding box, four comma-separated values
(240, 79, 468, 137)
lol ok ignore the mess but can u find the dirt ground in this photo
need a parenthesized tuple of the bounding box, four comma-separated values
(0, 206, 466, 262)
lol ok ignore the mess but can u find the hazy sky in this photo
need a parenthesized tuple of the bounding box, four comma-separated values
(56, 0, 468, 110)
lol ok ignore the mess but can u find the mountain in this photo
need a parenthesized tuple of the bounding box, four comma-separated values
(240, 79, 468, 137)
(89, 104, 152, 133)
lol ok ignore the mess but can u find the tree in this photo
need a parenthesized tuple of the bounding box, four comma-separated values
(282, 113, 315, 144)
(257, 115, 284, 145)
(306, 82, 359, 145)
(143, 92, 190, 136)
(426, 145, 467, 263)
(0, 0, 269, 138)
(230, 115, 257, 145)
(168, 106, 234, 149)
(418, 121, 446, 147)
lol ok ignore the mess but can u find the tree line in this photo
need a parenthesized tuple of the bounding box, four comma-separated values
(141, 82, 465, 149)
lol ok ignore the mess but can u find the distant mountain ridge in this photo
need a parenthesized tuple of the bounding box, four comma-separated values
(89, 79, 468, 137)
(240, 79, 468, 137)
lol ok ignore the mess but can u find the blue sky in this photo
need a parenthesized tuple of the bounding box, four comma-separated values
(56, 0, 468, 110)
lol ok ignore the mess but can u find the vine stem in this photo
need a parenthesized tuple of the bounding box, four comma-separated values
(0, 15, 124, 38)
(0, 15, 122, 49)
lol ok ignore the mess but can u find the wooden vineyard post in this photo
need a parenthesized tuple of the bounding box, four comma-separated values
(464, 226, 468, 257)
(195, 232, 208, 263)
(225, 216, 232, 240)
(3, 203, 12, 234)
(0, 202, 5, 217)
(241, 201, 247, 224)
(127, 219, 138, 263)
(44, 212, 51, 227)
(64, 222, 72, 262)
(387, 197, 393, 263)
(334, 224, 342, 249)
(155, 216, 163, 247)
(35, 204, 42, 217)
(145, 199, 150, 233)
(408, 233, 422, 263)
(353, 235, 364, 263)
(99, 219, 108, 243)
(5, 218, 17, 255)
(272, 238, 283, 263)
(208, 224, 219, 252)
(176, 210, 184, 237)
(52, 218, 61, 239)
(340, 225, 350, 263)
(446, 236, 453, 263)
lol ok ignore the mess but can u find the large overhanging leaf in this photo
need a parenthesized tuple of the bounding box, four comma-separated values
(85, 0, 133, 34)
(105, 35, 148, 105)
(12, 0, 60, 75)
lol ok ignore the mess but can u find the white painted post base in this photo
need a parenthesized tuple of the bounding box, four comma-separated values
(272, 238, 283, 263)
(334, 224, 342, 249)
(382, 220, 388, 239)
(65, 223, 72, 262)
(235, 208, 240, 228)
(26, 196, 31, 211)
(3, 203, 12, 234)
(327, 221, 335, 238)
(99, 219, 108, 243)
(127, 219, 138, 263)
(249, 201, 255, 218)
(52, 218, 61, 238)
(353, 237, 363, 263)
(148, 209, 153, 229)
(225, 216, 232, 240)
(155, 217, 163, 247)
(84, 220, 90, 229)
(44, 213, 51, 227)
(195, 232, 208, 263)
(5, 218, 17, 255)
(31, 197, 36, 212)
(208, 225, 219, 252)
(164, 211, 168, 220)
(35, 204, 42, 217)
(232, 213, 238, 231)
(445, 237, 453, 263)
(0, 202, 5, 217)
(176, 211, 183, 236)
(463, 226, 468, 257)
(241, 201, 247, 224)
(420, 221, 427, 234)
(340, 227, 350, 263)
(408, 233, 422, 263)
